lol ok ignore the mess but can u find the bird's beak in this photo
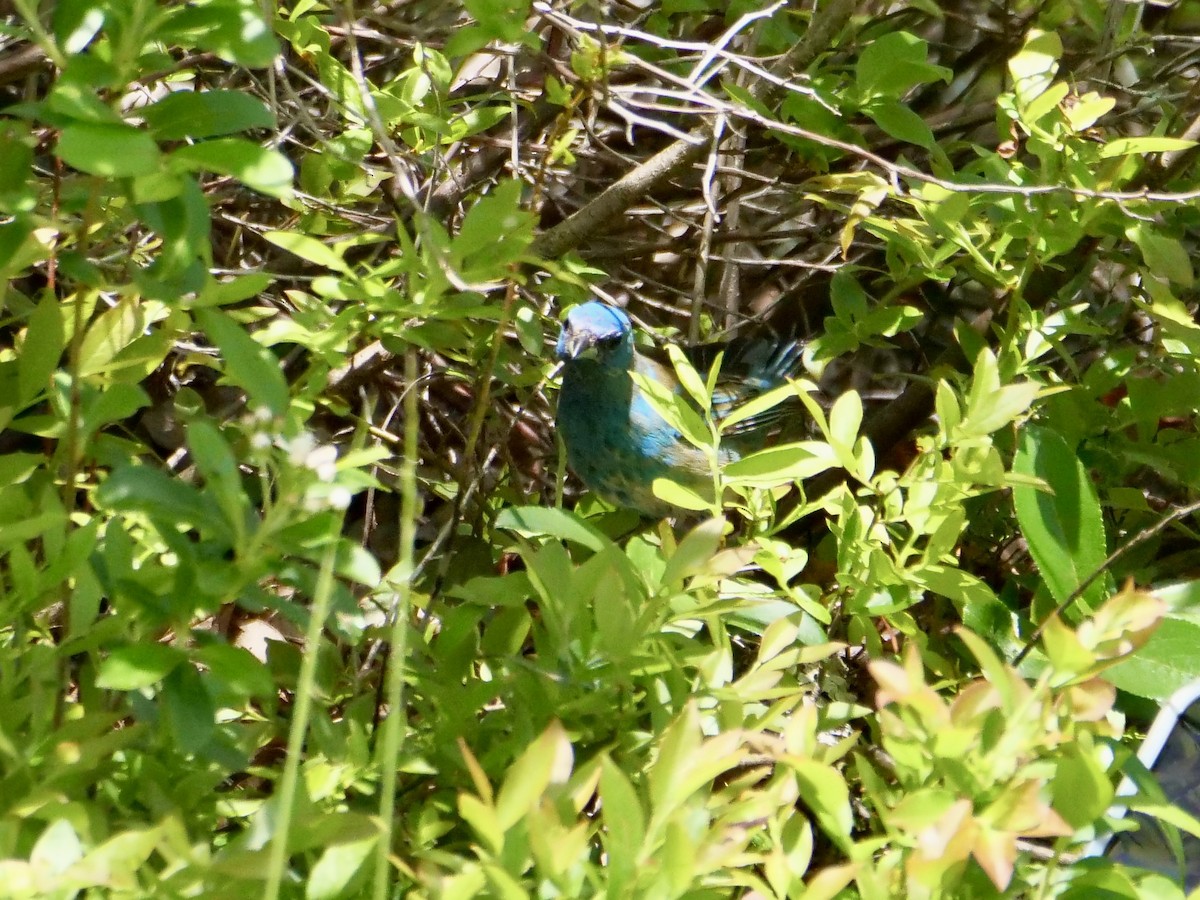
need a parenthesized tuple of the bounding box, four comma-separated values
(556, 331, 592, 361)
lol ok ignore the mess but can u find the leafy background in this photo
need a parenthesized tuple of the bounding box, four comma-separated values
(2, 0, 1200, 897)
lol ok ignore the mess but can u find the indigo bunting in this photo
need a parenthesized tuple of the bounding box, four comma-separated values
(555, 301, 804, 516)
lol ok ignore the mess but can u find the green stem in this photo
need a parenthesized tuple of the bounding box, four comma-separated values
(371, 348, 419, 900)
(264, 539, 340, 900)
(12, 0, 67, 68)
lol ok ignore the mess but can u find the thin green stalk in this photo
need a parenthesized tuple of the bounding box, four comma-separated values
(12, 0, 67, 68)
(372, 347, 419, 900)
(55, 180, 101, 726)
(264, 540, 339, 900)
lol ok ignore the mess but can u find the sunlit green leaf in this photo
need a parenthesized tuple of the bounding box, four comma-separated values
(172, 139, 293, 198)
(96, 644, 187, 690)
(651, 477, 713, 512)
(599, 757, 644, 896)
(661, 516, 724, 585)
(1100, 137, 1198, 159)
(1009, 30, 1062, 110)
(1013, 425, 1110, 614)
(495, 721, 572, 830)
(57, 123, 162, 177)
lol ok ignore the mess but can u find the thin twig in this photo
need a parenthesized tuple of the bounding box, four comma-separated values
(1014, 498, 1200, 665)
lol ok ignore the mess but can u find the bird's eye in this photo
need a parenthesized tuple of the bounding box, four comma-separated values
(597, 333, 621, 347)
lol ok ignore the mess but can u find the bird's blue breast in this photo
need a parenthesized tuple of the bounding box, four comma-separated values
(558, 358, 714, 515)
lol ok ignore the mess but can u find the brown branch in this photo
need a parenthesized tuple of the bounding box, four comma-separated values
(0, 42, 50, 86)
(531, 0, 856, 259)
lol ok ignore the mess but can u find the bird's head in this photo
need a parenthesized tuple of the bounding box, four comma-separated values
(555, 302, 634, 368)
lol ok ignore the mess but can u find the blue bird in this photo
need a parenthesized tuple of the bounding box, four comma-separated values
(555, 301, 805, 516)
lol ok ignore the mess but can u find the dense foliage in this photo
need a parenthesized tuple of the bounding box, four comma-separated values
(3, 0, 1200, 897)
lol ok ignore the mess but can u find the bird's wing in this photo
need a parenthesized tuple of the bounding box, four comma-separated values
(637, 332, 805, 437)
(697, 334, 805, 437)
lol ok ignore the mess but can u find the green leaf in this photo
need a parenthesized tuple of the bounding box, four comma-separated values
(648, 704, 702, 814)
(263, 231, 350, 273)
(723, 442, 837, 486)
(826, 266, 870, 322)
(137, 176, 212, 286)
(97, 464, 223, 533)
(162, 663, 216, 750)
(0, 452, 43, 486)
(307, 834, 377, 900)
(76, 827, 162, 886)
(962, 382, 1041, 436)
(1009, 30, 1062, 110)
(1129, 224, 1194, 287)
(494, 506, 612, 552)
(46, 78, 124, 125)
(0, 509, 68, 552)
(967, 347, 1000, 411)
(651, 477, 713, 512)
(81, 383, 150, 440)
(856, 32, 951, 98)
(335, 542, 381, 588)
(1126, 802, 1200, 841)
(787, 758, 854, 852)
(1104, 615, 1200, 700)
(194, 643, 274, 699)
(866, 98, 935, 149)
(1062, 92, 1115, 132)
(828, 391, 862, 457)
(935, 381, 961, 435)
(959, 348, 1039, 436)
(1051, 745, 1113, 827)
(172, 139, 293, 198)
(453, 572, 534, 608)
(1058, 868, 1141, 898)
(143, 90, 276, 140)
(514, 304, 541, 355)
(461, 0, 534, 45)
(0, 217, 36, 279)
(56, 123, 162, 178)
(665, 344, 710, 411)
(719, 381, 803, 434)
(1099, 137, 1198, 159)
(452, 179, 534, 278)
(599, 757, 645, 897)
(19, 293, 63, 405)
(194, 306, 289, 415)
(78, 298, 146, 377)
(1021, 81, 1070, 129)
(188, 417, 255, 546)
(661, 517, 724, 586)
(196, 272, 275, 307)
(495, 721, 572, 829)
(164, 0, 280, 68)
(31, 819, 83, 873)
(919, 565, 1007, 630)
(96, 644, 188, 690)
(0, 122, 36, 213)
(458, 794, 503, 856)
(630, 369, 711, 450)
(1012, 425, 1109, 614)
